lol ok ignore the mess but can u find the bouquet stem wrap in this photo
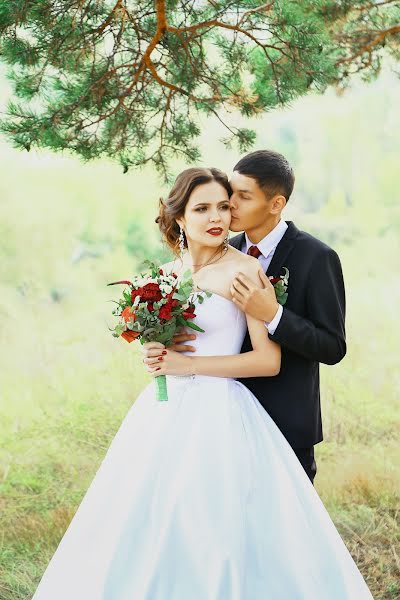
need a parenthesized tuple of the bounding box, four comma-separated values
(155, 374, 168, 401)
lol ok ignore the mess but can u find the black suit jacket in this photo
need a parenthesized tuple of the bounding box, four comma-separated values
(230, 221, 346, 449)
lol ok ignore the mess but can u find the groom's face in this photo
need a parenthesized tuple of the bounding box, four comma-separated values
(229, 171, 270, 233)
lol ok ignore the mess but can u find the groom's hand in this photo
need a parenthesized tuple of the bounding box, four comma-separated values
(170, 329, 197, 353)
(140, 331, 196, 356)
(231, 271, 279, 322)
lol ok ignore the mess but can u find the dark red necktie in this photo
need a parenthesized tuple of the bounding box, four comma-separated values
(247, 245, 262, 259)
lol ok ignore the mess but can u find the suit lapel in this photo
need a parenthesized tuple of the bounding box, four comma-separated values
(266, 221, 299, 276)
(229, 223, 299, 275)
(229, 232, 245, 250)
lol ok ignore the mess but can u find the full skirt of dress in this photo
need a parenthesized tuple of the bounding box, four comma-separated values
(33, 375, 373, 599)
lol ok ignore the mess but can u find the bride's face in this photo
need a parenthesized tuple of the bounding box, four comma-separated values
(177, 181, 231, 249)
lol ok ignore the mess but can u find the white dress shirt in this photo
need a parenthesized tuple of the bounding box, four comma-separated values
(241, 220, 288, 335)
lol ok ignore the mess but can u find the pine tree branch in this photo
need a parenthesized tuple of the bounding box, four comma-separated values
(353, 0, 399, 11)
(168, 2, 274, 35)
(76, 1, 169, 122)
(93, 0, 124, 35)
(337, 23, 400, 66)
(144, 55, 212, 101)
(168, 20, 289, 60)
(0, 0, 398, 176)
(237, 2, 274, 26)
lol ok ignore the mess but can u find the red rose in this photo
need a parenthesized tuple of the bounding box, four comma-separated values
(121, 330, 140, 343)
(159, 269, 163, 275)
(141, 283, 163, 302)
(131, 288, 142, 302)
(159, 304, 173, 321)
(183, 310, 196, 320)
(183, 305, 196, 320)
(159, 296, 179, 321)
(130, 283, 162, 303)
(168, 298, 179, 309)
(166, 290, 179, 305)
(269, 277, 281, 285)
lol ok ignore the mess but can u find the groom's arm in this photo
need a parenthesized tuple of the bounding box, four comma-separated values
(269, 248, 346, 365)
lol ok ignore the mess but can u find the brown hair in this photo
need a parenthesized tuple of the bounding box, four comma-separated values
(234, 149, 295, 201)
(156, 167, 232, 253)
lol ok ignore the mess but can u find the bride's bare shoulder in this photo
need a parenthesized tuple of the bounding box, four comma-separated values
(226, 246, 260, 270)
(225, 247, 263, 284)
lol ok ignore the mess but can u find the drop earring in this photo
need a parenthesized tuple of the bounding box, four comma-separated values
(223, 231, 230, 250)
(179, 225, 185, 259)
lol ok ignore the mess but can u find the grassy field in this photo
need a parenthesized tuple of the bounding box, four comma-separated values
(0, 71, 399, 599)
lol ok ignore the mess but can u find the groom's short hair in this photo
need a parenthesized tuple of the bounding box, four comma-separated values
(233, 150, 295, 202)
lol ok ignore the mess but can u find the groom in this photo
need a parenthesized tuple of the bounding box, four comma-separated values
(174, 149, 346, 483)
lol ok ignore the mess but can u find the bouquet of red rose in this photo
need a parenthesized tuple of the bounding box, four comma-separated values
(269, 267, 289, 306)
(108, 261, 208, 401)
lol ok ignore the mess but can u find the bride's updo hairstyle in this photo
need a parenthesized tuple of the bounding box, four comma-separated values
(156, 167, 232, 254)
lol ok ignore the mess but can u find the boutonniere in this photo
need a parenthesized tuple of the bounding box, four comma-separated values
(269, 267, 289, 306)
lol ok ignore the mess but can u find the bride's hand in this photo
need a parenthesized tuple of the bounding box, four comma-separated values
(141, 342, 194, 376)
(141, 341, 165, 364)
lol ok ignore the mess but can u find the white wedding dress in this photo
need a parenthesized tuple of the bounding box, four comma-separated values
(33, 293, 373, 599)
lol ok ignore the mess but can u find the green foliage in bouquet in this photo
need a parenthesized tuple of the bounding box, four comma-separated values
(109, 260, 210, 347)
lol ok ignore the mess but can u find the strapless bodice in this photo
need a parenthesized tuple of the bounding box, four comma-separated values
(183, 292, 247, 357)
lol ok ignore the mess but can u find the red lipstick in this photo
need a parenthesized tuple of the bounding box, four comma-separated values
(206, 228, 223, 236)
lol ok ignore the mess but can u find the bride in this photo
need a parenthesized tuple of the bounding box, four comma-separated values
(32, 167, 373, 599)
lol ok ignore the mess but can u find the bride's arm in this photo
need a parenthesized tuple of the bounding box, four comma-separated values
(143, 264, 281, 378)
(189, 311, 281, 377)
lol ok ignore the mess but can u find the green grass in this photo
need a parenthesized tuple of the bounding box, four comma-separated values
(1, 212, 399, 600)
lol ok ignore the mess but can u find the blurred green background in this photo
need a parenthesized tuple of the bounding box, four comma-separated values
(0, 65, 399, 599)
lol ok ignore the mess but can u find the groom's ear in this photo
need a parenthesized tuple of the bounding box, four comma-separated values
(269, 194, 286, 214)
